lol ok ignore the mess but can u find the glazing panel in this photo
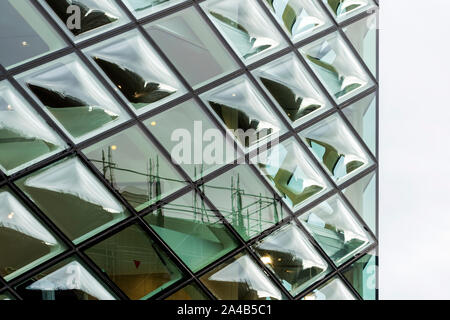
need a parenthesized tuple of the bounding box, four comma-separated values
(16, 157, 129, 243)
(342, 250, 377, 300)
(201, 0, 288, 65)
(15, 258, 116, 300)
(165, 283, 209, 300)
(145, 191, 238, 272)
(85, 224, 183, 300)
(83, 126, 186, 212)
(0, 81, 67, 175)
(252, 222, 329, 296)
(302, 276, 356, 300)
(202, 165, 284, 241)
(252, 53, 331, 128)
(299, 195, 374, 266)
(122, 0, 185, 18)
(0, 187, 65, 281)
(145, 7, 239, 89)
(0, 0, 65, 69)
(17, 54, 129, 143)
(0, 292, 14, 300)
(323, 0, 376, 22)
(84, 29, 186, 114)
(200, 252, 284, 300)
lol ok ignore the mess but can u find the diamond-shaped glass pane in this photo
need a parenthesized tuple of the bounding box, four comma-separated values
(342, 250, 376, 300)
(200, 251, 284, 300)
(0, 0, 66, 69)
(15, 257, 116, 300)
(83, 126, 187, 212)
(253, 53, 331, 128)
(201, 0, 288, 65)
(203, 165, 284, 241)
(323, 0, 376, 22)
(165, 283, 209, 300)
(299, 113, 373, 184)
(85, 224, 183, 300)
(122, 0, 185, 18)
(252, 222, 329, 296)
(17, 54, 129, 143)
(84, 29, 187, 114)
(145, 100, 238, 181)
(302, 276, 356, 300)
(144, 191, 239, 272)
(300, 32, 374, 103)
(42, 0, 129, 41)
(264, 0, 333, 42)
(145, 6, 239, 89)
(254, 137, 332, 211)
(16, 157, 129, 243)
(200, 76, 287, 150)
(0, 81, 67, 175)
(299, 195, 374, 266)
(0, 186, 65, 281)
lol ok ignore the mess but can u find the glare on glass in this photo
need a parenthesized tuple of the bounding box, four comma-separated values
(302, 276, 356, 300)
(122, 0, 185, 18)
(342, 250, 376, 300)
(323, 0, 376, 22)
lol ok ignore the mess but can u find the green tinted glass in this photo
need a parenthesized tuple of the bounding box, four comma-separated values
(85, 224, 183, 300)
(342, 250, 377, 300)
(16, 157, 129, 243)
(165, 283, 209, 300)
(144, 191, 238, 272)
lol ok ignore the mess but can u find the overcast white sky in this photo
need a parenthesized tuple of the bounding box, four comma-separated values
(380, 0, 450, 299)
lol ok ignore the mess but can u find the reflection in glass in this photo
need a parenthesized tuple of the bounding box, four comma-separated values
(145, 7, 239, 88)
(0, 187, 65, 281)
(264, 0, 332, 42)
(43, 0, 127, 39)
(145, 191, 238, 272)
(85, 224, 183, 300)
(165, 283, 209, 300)
(303, 276, 356, 300)
(84, 30, 186, 114)
(255, 138, 331, 211)
(0, 292, 14, 300)
(300, 32, 374, 102)
(299, 195, 374, 266)
(145, 100, 237, 181)
(252, 223, 329, 296)
(201, 252, 284, 300)
(253, 53, 330, 128)
(200, 76, 286, 149)
(83, 126, 186, 212)
(0, 81, 67, 175)
(15, 258, 116, 300)
(299, 114, 372, 183)
(18, 54, 129, 143)
(122, 0, 184, 18)
(323, 0, 376, 21)
(201, 0, 287, 65)
(0, 0, 65, 68)
(342, 250, 376, 300)
(203, 165, 284, 241)
(16, 157, 129, 243)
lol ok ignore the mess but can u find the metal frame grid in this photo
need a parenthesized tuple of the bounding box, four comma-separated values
(0, 0, 379, 300)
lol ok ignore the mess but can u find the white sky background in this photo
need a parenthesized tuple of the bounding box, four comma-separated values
(380, 0, 450, 299)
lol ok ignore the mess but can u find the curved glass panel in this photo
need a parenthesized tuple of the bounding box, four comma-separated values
(165, 283, 209, 300)
(0, 81, 67, 175)
(323, 0, 376, 22)
(145, 191, 238, 272)
(203, 165, 284, 241)
(253, 53, 331, 128)
(17, 54, 129, 143)
(0, 187, 65, 281)
(252, 222, 329, 296)
(342, 250, 377, 300)
(15, 258, 116, 300)
(201, 0, 287, 65)
(200, 252, 284, 300)
(303, 276, 356, 300)
(299, 113, 373, 184)
(254, 138, 332, 211)
(83, 126, 187, 212)
(264, 0, 333, 43)
(42, 0, 128, 41)
(85, 224, 183, 300)
(299, 195, 374, 266)
(200, 76, 287, 150)
(84, 30, 186, 114)
(16, 157, 129, 243)
(145, 7, 239, 89)
(300, 32, 374, 103)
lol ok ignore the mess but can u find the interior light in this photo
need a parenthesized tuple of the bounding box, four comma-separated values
(261, 255, 272, 265)
(22, 41, 28, 47)
(111, 145, 117, 151)
(150, 121, 157, 126)
(8, 212, 14, 219)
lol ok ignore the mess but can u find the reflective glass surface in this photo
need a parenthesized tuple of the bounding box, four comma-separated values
(323, 0, 376, 22)
(122, 0, 185, 18)
(303, 276, 356, 300)
(342, 250, 377, 300)
(165, 283, 209, 300)
(0, 292, 14, 300)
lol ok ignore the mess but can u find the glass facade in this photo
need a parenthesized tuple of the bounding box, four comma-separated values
(0, 0, 378, 300)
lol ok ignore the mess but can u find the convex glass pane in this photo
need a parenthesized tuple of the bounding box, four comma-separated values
(323, 0, 376, 22)
(16, 157, 129, 243)
(122, 0, 185, 18)
(342, 250, 377, 300)
(166, 283, 209, 300)
(303, 276, 356, 300)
